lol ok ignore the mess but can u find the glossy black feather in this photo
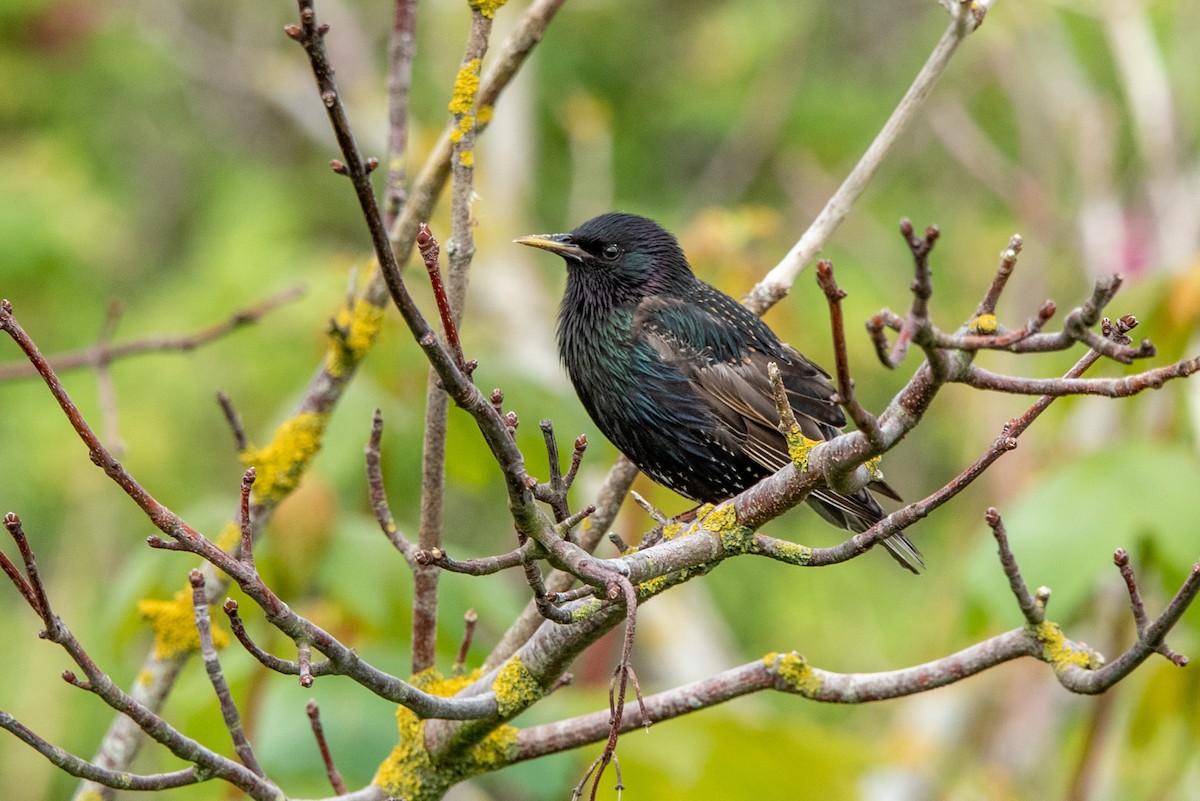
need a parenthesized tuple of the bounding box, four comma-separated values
(521, 212, 923, 573)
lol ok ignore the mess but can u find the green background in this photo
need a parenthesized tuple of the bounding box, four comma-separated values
(2, 1, 1199, 799)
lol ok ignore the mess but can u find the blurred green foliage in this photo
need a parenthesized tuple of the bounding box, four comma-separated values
(2, 1, 1199, 799)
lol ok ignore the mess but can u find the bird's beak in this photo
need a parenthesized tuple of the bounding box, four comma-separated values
(513, 233, 586, 262)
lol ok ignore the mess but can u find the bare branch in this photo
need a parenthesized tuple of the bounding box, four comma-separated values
(1113, 550, 1188, 667)
(745, 0, 988, 314)
(216, 391, 249, 453)
(961, 357, 1199, 396)
(0, 712, 203, 792)
(224, 599, 326, 679)
(987, 508, 1042, 625)
(815, 259, 883, 445)
(189, 571, 262, 777)
(976, 234, 1023, 316)
(383, 0, 419, 225)
(454, 609, 479, 675)
(415, 542, 535, 576)
(238, 469, 257, 568)
(307, 700, 348, 795)
(365, 410, 417, 565)
(0, 286, 304, 382)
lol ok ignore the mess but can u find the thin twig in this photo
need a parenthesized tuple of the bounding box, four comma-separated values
(365, 410, 417, 565)
(986, 507, 1041, 625)
(416, 223, 470, 375)
(815, 259, 884, 445)
(745, 0, 988, 314)
(222, 600, 334, 679)
(216, 391, 249, 452)
(887, 220, 940, 367)
(586, 578, 640, 798)
(1113, 549, 1187, 666)
(416, 542, 535, 576)
(383, 0, 419, 226)
(189, 570, 263, 777)
(239, 468, 256, 567)
(0, 286, 305, 381)
(2, 513, 45, 617)
(454, 609, 478, 675)
(306, 700, 348, 795)
(0, 713, 203, 791)
(976, 235, 1023, 316)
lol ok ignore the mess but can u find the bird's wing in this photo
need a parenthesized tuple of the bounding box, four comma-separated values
(634, 289, 922, 573)
(632, 289, 844, 469)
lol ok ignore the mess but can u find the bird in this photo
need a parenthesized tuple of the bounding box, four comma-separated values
(515, 212, 923, 573)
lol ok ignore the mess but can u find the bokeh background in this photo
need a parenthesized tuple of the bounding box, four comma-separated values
(2, 1, 1199, 799)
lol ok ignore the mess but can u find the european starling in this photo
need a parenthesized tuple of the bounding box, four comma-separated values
(516, 212, 923, 573)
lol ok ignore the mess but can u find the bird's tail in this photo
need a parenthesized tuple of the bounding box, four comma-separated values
(806, 488, 925, 574)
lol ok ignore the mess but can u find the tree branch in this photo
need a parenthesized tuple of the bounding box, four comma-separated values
(744, 0, 989, 314)
(0, 286, 305, 382)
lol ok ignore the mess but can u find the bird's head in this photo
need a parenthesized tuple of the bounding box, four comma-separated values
(515, 212, 694, 299)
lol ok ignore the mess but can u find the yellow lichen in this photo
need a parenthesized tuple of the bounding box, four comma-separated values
(864, 455, 884, 482)
(492, 655, 543, 717)
(458, 150, 474, 168)
(239, 412, 328, 504)
(699, 502, 757, 555)
(468, 0, 508, 18)
(449, 113, 475, 144)
(659, 521, 685, 541)
(700, 503, 738, 533)
(374, 669, 518, 801)
(327, 298, 386, 377)
(1029, 621, 1105, 675)
(784, 426, 820, 471)
(137, 589, 229, 659)
(969, 314, 998, 335)
(477, 104, 494, 125)
(136, 670, 155, 686)
(766, 539, 812, 565)
(570, 597, 603, 622)
(448, 60, 482, 117)
(638, 575, 668, 595)
(765, 651, 823, 696)
(214, 521, 241, 553)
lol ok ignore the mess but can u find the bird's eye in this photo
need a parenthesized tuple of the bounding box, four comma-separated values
(601, 244, 621, 260)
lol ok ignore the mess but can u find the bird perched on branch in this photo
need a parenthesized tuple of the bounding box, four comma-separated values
(516, 212, 922, 573)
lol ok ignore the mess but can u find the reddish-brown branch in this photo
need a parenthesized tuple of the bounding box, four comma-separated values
(886, 220, 940, 367)
(416, 223, 470, 376)
(454, 609, 478, 674)
(815, 259, 884, 446)
(306, 700, 348, 795)
(2, 514, 46, 618)
(238, 468, 257, 568)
